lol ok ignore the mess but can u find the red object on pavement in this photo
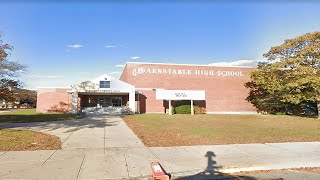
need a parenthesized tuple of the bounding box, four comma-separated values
(150, 162, 170, 180)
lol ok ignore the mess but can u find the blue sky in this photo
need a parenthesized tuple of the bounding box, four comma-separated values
(1, 1, 320, 89)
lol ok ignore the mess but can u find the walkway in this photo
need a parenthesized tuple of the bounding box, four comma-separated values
(1, 116, 320, 179)
(0, 116, 155, 179)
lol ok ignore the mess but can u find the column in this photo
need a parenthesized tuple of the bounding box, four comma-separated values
(169, 100, 172, 115)
(191, 99, 194, 115)
(129, 90, 136, 114)
(71, 92, 78, 114)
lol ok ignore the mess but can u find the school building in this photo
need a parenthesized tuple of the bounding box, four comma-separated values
(36, 62, 257, 114)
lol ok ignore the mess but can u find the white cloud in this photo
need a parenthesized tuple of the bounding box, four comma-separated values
(108, 71, 121, 75)
(67, 44, 83, 49)
(115, 64, 125, 68)
(131, 56, 140, 60)
(25, 75, 64, 78)
(105, 45, 117, 48)
(208, 59, 265, 67)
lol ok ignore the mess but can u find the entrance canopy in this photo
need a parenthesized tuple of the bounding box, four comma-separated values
(156, 89, 205, 100)
(69, 74, 136, 114)
(78, 91, 130, 96)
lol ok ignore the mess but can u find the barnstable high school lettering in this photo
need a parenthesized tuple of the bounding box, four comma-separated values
(132, 67, 244, 77)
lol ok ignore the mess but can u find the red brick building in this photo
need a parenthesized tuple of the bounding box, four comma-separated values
(37, 62, 256, 114)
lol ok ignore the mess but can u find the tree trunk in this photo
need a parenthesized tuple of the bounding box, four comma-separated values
(318, 101, 320, 118)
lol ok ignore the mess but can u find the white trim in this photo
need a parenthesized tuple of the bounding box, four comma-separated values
(77, 92, 130, 95)
(135, 88, 166, 91)
(135, 88, 155, 91)
(206, 111, 258, 114)
(92, 74, 135, 88)
(126, 61, 256, 69)
(37, 87, 71, 89)
(156, 89, 205, 100)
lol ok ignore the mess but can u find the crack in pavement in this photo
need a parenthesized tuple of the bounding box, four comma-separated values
(42, 149, 59, 166)
(124, 150, 130, 178)
(0, 152, 8, 157)
(104, 119, 107, 155)
(76, 155, 86, 180)
(42, 123, 82, 166)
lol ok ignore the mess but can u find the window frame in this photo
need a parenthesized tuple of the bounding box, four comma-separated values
(99, 81, 110, 88)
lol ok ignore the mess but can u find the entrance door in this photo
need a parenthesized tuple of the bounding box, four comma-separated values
(111, 97, 122, 107)
(98, 96, 122, 107)
(99, 96, 112, 107)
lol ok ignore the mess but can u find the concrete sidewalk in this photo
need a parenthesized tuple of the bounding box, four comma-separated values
(150, 142, 320, 178)
(0, 115, 150, 179)
(1, 116, 320, 179)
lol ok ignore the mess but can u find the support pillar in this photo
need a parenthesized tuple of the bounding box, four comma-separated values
(191, 99, 194, 115)
(129, 90, 136, 114)
(169, 100, 172, 115)
(71, 92, 78, 114)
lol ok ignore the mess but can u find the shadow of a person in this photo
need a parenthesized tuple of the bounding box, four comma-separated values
(174, 151, 284, 180)
(202, 151, 221, 176)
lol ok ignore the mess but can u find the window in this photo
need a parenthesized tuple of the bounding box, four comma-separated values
(99, 81, 110, 88)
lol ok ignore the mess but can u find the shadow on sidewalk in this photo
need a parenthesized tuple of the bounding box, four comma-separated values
(174, 151, 284, 180)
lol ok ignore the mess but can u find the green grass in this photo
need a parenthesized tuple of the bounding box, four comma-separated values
(2, 109, 37, 115)
(192, 128, 221, 136)
(0, 109, 82, 123)
(123, 114, 320, 146)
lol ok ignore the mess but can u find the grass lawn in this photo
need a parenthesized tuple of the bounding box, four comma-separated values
(0, 129, 61, 151)
(123, 114, 320, 147)
(0, 109, 82, 123)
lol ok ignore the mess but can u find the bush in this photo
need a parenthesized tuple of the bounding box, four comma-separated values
(174, 105, 206, 114)
(174, 105, 191, 114)
(194, 106, 206, 114)
(47, 102, 69, 113)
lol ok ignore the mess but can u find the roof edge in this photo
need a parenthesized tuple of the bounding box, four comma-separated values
(37, 87, 71, 89)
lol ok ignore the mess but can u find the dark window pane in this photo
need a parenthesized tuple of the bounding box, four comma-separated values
(99, 81, 110, 88)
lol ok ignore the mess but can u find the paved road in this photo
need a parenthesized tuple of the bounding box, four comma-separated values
(1, 116, 320, 180)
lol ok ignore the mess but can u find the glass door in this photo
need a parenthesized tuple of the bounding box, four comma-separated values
(98, 97, 104, 107)
(99, 96, 112, 107)
(111, 97, 122, 107)
(105, 97, 112, 107)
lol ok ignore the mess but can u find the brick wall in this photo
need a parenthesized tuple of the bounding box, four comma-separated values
(120, 62, 257, 113)
(36, 88, 72, 113)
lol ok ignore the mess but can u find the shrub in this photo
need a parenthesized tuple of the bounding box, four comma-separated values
(175, 100, 191, 106)
(194, 106, 206, 114)
(174, 105, 191, 114)
(47, 102, 69, 113)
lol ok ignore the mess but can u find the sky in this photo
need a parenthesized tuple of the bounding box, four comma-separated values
(1, 0, 320, 89)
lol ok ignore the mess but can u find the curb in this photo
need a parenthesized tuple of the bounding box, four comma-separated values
(170, 162, 320, 178)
